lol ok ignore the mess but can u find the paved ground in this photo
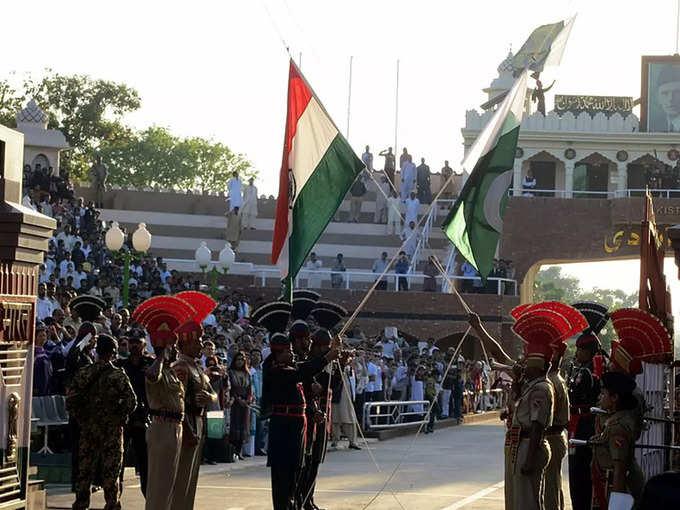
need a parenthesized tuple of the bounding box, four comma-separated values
(47, 418, 572, 509)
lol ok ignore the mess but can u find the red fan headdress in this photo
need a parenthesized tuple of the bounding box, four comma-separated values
(610, 308, 672, 372)
(132, 296, 196, 347)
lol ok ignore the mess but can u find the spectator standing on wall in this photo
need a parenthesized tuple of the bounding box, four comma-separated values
(372, 251, 389, 291)
(225, 207, 242, 252)
(241, 177, 258, 230)
(361, 145, 373, 171)
(379, 147, 396, 191)
(349, 175, 367, 222)
(416, 158, 432, 204)
(227, 171, 243, 211)
(400, 156, 417, 201)
(395, 251, 410, 291)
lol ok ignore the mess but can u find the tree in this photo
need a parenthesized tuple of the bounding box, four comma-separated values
(533, 266, 639, 352)
(0, 71, 255, 190)
(0, 71, 141, 181)
(181, 137, 255, 193)
(99, 128, 255, 191)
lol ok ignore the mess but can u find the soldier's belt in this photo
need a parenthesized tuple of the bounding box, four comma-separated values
(546, 424, 567, 435)
(272, 404, 306, 417)
(149, 409, 184, 423)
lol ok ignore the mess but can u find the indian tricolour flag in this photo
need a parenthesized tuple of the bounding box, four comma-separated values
(272, 60, 364, 298)
(441, 69, 530, 279)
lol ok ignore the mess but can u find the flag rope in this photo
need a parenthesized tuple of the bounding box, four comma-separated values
(336, 170, 458, 339)
(360, 327, 472, 510)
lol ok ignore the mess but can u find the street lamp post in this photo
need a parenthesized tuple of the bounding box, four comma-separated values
(105, 221, 152, 307)
(194, 241, 235, 298)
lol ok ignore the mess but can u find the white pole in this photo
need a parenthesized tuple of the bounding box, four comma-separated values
(299, 51, 303, 69)
(346, 56, 353, 139)
(394, 59, 400, 153)
(676, 0, 680, 54)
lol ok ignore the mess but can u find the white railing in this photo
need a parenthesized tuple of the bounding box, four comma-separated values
(254, 267, 517, 295)
(509, 187, 680, 199)
(408, 198, 455, 274)
(363, 400, 431, 430)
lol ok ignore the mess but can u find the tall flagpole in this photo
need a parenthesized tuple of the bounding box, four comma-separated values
(394, 58, 400, 152)
(346, 56, 353, 139)
(676, 0, 680, 54)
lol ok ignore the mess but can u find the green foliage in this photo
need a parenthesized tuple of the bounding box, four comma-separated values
(99, 128, 255, 191)
(0, 71, 255, 190)
(533, 266, 639, 352)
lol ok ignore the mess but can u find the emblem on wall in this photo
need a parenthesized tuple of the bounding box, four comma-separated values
(0, 302, 33, 343)
(564, 148, 576, 160)
(616, 150, 629, 162)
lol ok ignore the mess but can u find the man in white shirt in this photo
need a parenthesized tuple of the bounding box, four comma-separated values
(227, 172, 243, 211)
(36, 283, 53, 321)
(45, 256, 56, 277)
(56, 225, 76, 252)
(39, 264, 50, 283)
(401, 221, 421, 258)
(404, 191, 420, 225)
(400, 156, 416, 201)
(361, 145, 373, 171)
(386, 189, 402, 235)
(72, 264, 88, 291)
(40, 198, 53, 217)
(377, 327, 398, 360)
(305, 252, 323, 289)
(159, 264, 172, 284)
(22, 191, 36, 210)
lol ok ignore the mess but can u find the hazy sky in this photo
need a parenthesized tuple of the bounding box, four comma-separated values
(3, 0, 680, 297)
(3, 0, 679, 196)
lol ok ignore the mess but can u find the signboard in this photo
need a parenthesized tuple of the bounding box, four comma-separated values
(554, 94, 634, 116)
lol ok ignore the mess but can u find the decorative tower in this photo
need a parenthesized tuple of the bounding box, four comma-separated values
(14, 100, 69, 176)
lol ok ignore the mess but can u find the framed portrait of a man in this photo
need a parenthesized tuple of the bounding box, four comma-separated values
(641, 55, 680, 132)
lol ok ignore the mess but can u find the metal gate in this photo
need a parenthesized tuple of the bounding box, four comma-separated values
(635, 362, 668, 478)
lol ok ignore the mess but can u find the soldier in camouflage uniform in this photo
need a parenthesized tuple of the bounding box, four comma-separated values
(66, 334, 137, 510)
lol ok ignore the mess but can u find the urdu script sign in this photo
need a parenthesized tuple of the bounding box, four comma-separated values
(554, 95, 634, 116)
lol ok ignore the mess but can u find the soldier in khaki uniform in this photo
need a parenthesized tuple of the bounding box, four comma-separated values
(131, 295, 197, 510)
(171, 291, 218, 510)
(545, 342, 569, 510)
(590, 372, 644, 510)
(66, 334, 137, 510)
(469, 302, 589, 510)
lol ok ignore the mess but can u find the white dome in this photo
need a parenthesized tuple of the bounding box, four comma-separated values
(16, 99, 48, 126)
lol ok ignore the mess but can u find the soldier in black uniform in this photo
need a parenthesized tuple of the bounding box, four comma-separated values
(298, 301, 348, 510)
(289, 292, 321, 510)
(568, 302, 608, 510)
(254, 301, 340, 510)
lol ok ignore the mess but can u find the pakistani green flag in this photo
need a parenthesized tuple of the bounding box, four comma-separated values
(511, 16, 575, 75)
(442, 69, 529, 279)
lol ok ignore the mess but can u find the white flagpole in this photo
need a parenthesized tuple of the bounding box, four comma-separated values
(394, 58, 400, 152)
(676, 0, 680, 54)
(346, 55, 353, 139)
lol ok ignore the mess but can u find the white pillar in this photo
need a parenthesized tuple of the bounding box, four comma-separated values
(512, 158, 523, 196)
(564, 161, 574, 199)
(617, 162, 627, 196)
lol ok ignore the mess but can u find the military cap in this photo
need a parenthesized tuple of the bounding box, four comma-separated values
(601, 371, 636, 396)
(252, 301, 292, 335)
(310, 301, 347, 346)
(69, 295, 106, 322)
(572, 301, 610, 348)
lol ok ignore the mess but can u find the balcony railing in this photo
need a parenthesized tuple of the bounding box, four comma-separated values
(509, 188, 680, 199)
